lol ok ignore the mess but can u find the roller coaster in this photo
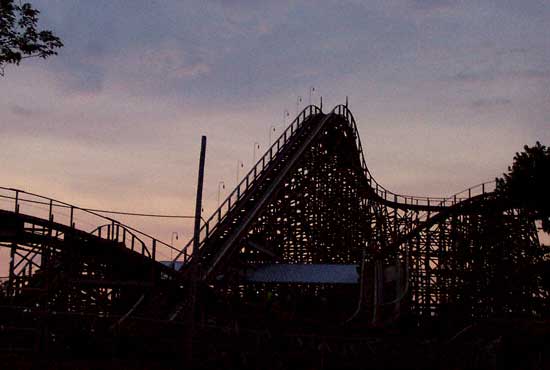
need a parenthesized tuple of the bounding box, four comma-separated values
(0, 104, 548, 368)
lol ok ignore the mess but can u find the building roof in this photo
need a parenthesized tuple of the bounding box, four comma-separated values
(246, 264, 359, 284)
(160, 262, 360, 284)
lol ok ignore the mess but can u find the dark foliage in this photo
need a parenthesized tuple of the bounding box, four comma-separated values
(0, 0, 62, 75)
(496, 141, 550, 233)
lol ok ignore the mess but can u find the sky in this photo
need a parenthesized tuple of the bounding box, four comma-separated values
(1, 0, 549, 253)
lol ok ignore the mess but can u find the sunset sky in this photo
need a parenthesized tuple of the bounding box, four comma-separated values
(1, 0, 549, 251)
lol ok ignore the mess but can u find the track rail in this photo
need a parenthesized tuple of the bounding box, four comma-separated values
(172, 105, 323, 263)
(0, 186, 179, 262)
(173, 104, 496, 269)
(332, 104, 495, 210)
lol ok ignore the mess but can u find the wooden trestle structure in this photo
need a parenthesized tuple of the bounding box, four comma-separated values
(1, 104, 548, 369)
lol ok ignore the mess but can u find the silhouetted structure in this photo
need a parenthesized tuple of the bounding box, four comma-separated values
(1, 104, 548, 369)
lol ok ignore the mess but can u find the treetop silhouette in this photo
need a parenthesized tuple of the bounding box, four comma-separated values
(496, 141, 550, 234)
(0, 0, 62, 76)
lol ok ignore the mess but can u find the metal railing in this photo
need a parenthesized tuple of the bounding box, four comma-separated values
(332, 104, 496, 208)
(173, 103, 498, 267)
(172, 105, 323, 263)
(91, 223, 155, 258)
(0, 104, 498, 279)
(0, 186, 178, 262)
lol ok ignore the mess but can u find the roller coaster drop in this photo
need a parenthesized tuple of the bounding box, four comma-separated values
(0, 104, 547, 366)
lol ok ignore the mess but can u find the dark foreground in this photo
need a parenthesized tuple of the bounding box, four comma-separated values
(1, 317, 549, 370)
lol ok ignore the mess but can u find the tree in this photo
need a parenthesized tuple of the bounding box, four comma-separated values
(496, 142, 550, 297)
(0, 0, 62, 76)
(496, 141, 550, 233)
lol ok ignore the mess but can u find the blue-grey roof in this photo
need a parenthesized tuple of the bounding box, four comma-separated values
(160, 262, 359, 284)
(160, 261, 183, 270)
(246, 264, 359, 284)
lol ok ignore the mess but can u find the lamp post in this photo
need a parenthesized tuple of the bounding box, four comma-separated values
(296, 96, 302, 116)
(309, 86, 315, 105)
(236, 160, 244, 184)
(269, 125, 276, 147)
(253, 142, 260, 163)
(283, 110, 290, 128)
(170, 232, 179, 261)
(217, 181, 225, 207)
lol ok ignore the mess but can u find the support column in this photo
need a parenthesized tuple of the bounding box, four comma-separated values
(7, 243, 16, 297)
(184, 135, 207, 367)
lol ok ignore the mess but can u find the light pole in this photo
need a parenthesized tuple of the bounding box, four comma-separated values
(217, 181, 225, 207)
(253, 142, 260, 163)
(236, 160, 244, 184)
(283, 110, 289, 128)
(170, 232, 179, 261)
(296, 96, 302, 116)
(309, 86, 315, 105)
(269, 125, 276, 147)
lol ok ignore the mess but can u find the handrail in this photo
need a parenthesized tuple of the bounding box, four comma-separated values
(91, 223, 153, 258)
(172, 105, 323, 263)
(331, 104, 496, 207)
(172, 103, 499, 268)
(0, 102, 498, 270)
(0, 186, 178, 261)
